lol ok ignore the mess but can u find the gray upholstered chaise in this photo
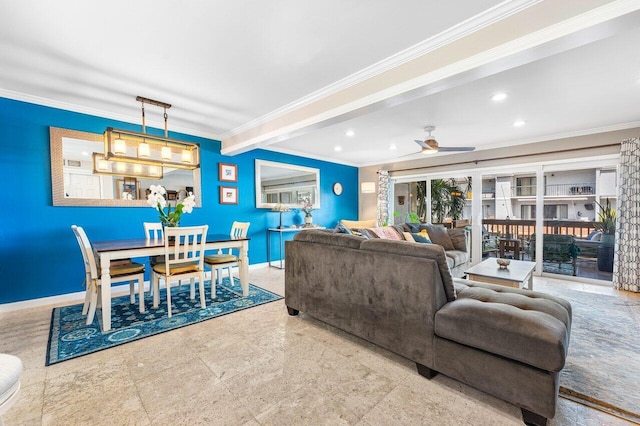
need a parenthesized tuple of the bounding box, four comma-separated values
(285, 229, 571, 426)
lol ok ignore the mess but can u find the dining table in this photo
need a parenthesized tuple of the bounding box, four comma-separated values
(92, 233, 250, 332)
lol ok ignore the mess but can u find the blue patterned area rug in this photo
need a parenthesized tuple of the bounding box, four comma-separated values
(542, 287, 640, 424)
(46, 278, 282, 365)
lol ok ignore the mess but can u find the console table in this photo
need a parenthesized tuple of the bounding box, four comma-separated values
(267, 227, 324, 269)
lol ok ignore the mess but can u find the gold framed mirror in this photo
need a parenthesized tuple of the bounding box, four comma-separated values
(50, 127, 201, 207)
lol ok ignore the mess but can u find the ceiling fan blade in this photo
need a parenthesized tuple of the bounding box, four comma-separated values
(437, 146, 476, 152)
(414, 139, 430, 149)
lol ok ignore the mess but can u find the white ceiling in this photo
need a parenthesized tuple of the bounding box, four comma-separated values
(2, 1, 640, 167)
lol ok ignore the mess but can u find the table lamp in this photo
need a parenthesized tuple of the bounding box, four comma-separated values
(272, 203, 290, 229)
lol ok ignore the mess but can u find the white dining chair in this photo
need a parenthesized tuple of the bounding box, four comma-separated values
(152, 225, 209, 317)
(205, 221, 250, 298)
(143, 222, 164, 296)
(72, 225, 146, 324)
(143, 222, 163, 240)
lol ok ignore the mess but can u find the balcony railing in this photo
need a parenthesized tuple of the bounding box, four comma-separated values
(482, 219, 599, 240)
(511, 182, 595, 197)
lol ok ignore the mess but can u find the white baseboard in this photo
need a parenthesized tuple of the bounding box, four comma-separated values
(0, 283, 140, 313)
(0, 265, 271, 313)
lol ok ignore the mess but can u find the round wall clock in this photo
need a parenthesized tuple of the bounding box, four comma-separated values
(332, 182, 343, 196)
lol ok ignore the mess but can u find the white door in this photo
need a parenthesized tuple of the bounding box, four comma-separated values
(66, 173, 101, 198)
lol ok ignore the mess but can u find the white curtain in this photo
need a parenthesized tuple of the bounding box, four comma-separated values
(613, 138, 640, 292)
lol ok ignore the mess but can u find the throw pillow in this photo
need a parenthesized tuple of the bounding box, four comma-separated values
(368, 227, 402, 240)
(402, 232, 415, 242)
(424, 224, 455, 251)
(411, 233, 431, 244)
(332, 223, 352, 234)
(404, 222, 421, 233)
(357, 228, 376, 239)
(448, 228, 467, 251)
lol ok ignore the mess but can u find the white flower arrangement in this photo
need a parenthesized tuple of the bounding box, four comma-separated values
(147, 185, 196, 226)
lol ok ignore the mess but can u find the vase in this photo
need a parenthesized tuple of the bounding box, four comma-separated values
(161, 219, 179, 241)
(304, 215, 313, 227)
(161, 219, 180, 228)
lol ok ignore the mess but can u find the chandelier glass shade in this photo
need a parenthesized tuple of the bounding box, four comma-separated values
(92, 152, 164, 179)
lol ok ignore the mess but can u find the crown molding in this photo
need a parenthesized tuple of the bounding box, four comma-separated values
(476, 121, 640, 153)
(261, 146, 360, 168)
(220, 0, 542, 140)
(0, 89, 222, 141)
(223, 0, 640, 156)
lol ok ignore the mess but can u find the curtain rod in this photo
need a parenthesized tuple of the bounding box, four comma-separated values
(386, 143, 621, 174)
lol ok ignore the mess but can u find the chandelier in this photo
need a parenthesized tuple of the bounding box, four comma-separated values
(95, 96, 200, 176)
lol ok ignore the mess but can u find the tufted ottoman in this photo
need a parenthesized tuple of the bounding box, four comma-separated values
(433, 279, 572, 426)
(0, 354, 22, 426)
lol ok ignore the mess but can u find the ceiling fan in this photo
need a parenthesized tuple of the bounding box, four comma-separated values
(414, 126, 475, 154)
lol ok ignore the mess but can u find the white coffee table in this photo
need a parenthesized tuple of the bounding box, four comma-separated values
(464, 258, 536, 290)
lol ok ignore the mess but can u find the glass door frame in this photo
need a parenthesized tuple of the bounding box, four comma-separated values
(390, 154, 619, 283)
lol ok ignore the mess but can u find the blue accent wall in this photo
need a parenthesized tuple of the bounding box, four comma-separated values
(0, 97, 358, 303)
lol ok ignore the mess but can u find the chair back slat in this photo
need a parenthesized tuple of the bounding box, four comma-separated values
(144, 222, 163, 240)
(71, 225, 99, 279)
(164, 225, 208, 275)
(231, 221, 250, 238)
(226, 221, 250, 255)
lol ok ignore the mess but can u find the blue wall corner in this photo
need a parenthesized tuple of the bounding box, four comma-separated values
(0, 97, 358, 303)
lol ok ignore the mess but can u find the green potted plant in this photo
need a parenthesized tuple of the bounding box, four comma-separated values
(594, 198, 616, 272)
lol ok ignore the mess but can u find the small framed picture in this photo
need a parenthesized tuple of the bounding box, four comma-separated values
(220, 186, 238, 204)
(117, 178, 139, 200)
(166, 190, 178, 201)
(219, 163, 238, 182)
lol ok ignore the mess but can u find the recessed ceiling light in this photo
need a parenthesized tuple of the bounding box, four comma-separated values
(513, 120, 526, 127)
(334, 146, 342, 152)
(389, 144, 397, 150)
(81, 151, 89, 156)
(345, 130, 355, 137)
(491, 92, 508, 102)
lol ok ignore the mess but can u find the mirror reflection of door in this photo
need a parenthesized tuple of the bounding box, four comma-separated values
(65, 173, 101, 198)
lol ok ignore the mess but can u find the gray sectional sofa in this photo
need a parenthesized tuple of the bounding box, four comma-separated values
(285, 230, 571, 426)
(340, 221, 470, 278)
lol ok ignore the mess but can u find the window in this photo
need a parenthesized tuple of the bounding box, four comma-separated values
(521, 205, 535, 219)
(520, 204, 568, 219)
(516, 177, 536, 196)
(544, 204, 568, 219)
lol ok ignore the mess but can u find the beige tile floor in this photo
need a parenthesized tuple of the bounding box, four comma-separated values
(1, 268, 637, 425)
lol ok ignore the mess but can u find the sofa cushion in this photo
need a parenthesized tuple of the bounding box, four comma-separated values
(444, 250, 467, 268)
(435, 280, 571, 372)
(340, 219, 377, 229)
(360, 239, 456, 302)
(357, 228, 376, 239)
(425, 224, 455, 251)
(332, 223, 352, 234)
(294, 229, 364, 249)
(448, 228, 467, 252)
(404, 222, 421, 233)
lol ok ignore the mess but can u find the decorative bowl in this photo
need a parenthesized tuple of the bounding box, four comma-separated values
(496, 258, 511, 269)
